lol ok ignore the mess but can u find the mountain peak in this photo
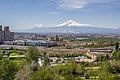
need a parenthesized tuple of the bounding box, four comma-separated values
(65, 20, 78, 23)
(57, 20, 93, 27)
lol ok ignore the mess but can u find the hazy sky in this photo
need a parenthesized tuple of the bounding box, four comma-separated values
(0, 0, 120, 30)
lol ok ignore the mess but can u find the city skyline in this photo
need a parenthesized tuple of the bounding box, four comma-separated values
(0, 26, 14, 44)
(0, 0, 120, 30)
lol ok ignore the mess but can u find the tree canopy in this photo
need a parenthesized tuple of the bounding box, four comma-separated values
(26, 47, 39, 63)
(112, 51, 120, 60)
(0, 59, 18, 80)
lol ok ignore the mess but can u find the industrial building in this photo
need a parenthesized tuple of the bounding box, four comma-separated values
(4, 39, 57, 47)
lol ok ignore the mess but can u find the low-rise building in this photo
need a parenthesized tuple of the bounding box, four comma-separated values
(4, 39, 57, 47)
(87, 48, 113, 59)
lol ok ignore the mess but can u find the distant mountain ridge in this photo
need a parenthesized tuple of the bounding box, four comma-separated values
(15, 20, 120, 34)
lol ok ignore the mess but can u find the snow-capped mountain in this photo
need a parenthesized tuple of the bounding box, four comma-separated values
(16, 20, 120, 34)
(57, 20, 92, 27)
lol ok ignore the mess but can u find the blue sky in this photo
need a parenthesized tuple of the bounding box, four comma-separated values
(0, 0, 120, 30)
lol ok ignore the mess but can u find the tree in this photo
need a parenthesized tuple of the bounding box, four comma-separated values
(55, 62, 78, 80)
(31, 69, 53, 80)
(101, 61, 112, 73)
(112, 51, 120, 60)
(25, 47, 39, 71)
(15, 65, 32, 80)
(111, 60, 120, 74)
(0, 59, 18, 80)
(109, 41, 115, 46)
(26, 47, 39, 63)
(44, 55, 50, 66)
(98, 60, 113, 80)
(96, 54, 109, 62)
(0, 53, 3, 60)
(84, 72, 89, 79)
(115, 42, 119, 51)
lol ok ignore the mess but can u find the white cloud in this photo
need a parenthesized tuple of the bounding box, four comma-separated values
(52, 0, 118, 10)
(58, 0, 86, 9)
(35, 24, 44, 27)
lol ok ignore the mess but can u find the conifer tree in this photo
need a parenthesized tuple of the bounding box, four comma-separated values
(115, 42, 119, 51)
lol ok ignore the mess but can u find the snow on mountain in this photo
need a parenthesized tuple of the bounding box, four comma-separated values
(57, 20, 93, 27)
(17, 20, 120, 34)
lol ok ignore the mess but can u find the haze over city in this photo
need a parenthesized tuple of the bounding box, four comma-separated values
(0, 0, 120, 30)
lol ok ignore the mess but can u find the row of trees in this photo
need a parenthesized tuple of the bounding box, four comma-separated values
(81, 41, 117, 48)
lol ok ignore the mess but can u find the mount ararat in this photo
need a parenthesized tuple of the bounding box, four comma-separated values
(17, 20, 120, 34)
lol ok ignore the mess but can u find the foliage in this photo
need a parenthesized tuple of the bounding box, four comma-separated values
(15, 64, 32, 80)
(98, 60, 113, 80)
(25, 47, 39, 63)
(31, 62, 84, 80)
(113, 76, 120, 80)
(101, 61, 112, 73)
(0, 53, 3, 60)
(112, 51, 120, 60)
(59, 63, 77, 77)
(80, 38, 119, 42)
(10, 53, 18, 56)
(111, 65, 120, 74)
(96, 54, 109, 62)
(44, 55, 50, 66)
(79, 38, 118, 48)
(25, 47, 39, 71)
(10, 50, 19, 53)
(111, 60, 120, 74)
(84, 72, 89, 79)
(80, 62, 89, 67)
(115, 42, 119, 51)
(31, 69, 54, 80)
(0, 59, 18, 80)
